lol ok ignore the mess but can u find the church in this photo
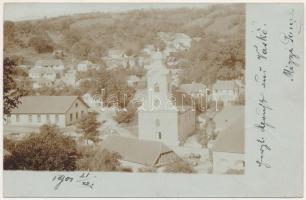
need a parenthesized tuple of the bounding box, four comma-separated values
(138, 50, 196, 146)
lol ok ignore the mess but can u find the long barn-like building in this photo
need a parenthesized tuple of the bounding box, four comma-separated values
(6, 96, 89, 128)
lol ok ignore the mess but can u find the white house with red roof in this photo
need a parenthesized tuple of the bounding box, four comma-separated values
(6, 96, 89, 128)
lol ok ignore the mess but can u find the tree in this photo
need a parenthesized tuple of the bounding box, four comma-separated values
(3, 57, 28, 115)
(28, 36, 54, 53)
(4, 125, 78, 170)
(114, 104, 137, 124)
(197, 127, 208, 148)
(77, 112, 101, 144)
(197, 117, 216, 148)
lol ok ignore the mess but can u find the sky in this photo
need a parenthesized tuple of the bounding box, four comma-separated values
(4, 3, 210, 21)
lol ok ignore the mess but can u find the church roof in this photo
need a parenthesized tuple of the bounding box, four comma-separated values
(101, 135, 175, 166)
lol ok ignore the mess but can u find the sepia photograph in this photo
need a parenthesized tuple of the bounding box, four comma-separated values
(3, 3, 245, 175)
(2, 1, 305, 198)
(2, 3, 246, 175)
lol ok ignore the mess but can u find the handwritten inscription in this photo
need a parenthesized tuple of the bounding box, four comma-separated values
(256, 137, 272, 168)
(253, 23, 273, 168)
(52, 172, 96, 190)
(280, 9, 301, 81)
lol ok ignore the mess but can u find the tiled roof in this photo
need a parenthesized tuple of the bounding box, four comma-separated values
(11, 96, 89, 114)
(213, 115, 244, 154)
(101, 135, 174, 166)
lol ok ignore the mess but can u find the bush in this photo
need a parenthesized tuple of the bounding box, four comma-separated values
(28, 36, 54, 53)
(4, 125, 78, 170)
(163, 159, 196, 173)
(76, 145, 122, 171)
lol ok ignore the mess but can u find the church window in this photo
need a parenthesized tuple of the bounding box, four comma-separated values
(154, 83, 160, 92)
(158, 132, 162, 139)
(155, 119, 160, 127)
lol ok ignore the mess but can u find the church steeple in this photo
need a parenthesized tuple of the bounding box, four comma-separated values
(145, 50, 174, 110)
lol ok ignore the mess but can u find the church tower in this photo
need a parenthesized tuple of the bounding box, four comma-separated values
(138, 50, 179, 146)
(145, 50, 175, 110)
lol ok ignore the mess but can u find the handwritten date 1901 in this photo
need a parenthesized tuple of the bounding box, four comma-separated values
(52, 172, 95, 190)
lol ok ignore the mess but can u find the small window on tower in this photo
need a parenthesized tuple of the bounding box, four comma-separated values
(158, 132, 162, 139)
(154, 83, 160, 92)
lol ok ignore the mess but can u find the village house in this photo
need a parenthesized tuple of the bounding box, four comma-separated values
(29, 68, 57, 81)
(178, 82, 207, 98)
(102, 49, 128, 70)
(101, 135, 180, 171)
(62, 69, 77, 86)
(158, 32, 192, 57)
(212, 114, 244, 174)
(77, 60, 93, 72)
(212, 80, 239, 105)
(6, 96, 89, 128)
(127, 75, 141, 87)
(34, 59, 65, 75)
(32, 78, 53, 89)
(138, 50, 196, 146)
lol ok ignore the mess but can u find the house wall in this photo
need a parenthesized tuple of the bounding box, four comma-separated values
(213, 151, 244, 174)
(212, 89, 239, 104)
(77, 64, 88, 72)
(42, 72, 56, 81)
(138, 110, 179, 146)
(29, 71, 41, 79)
(178, 109, 196, 143)
(8, 113, 66, 128)
(65, 98, 89, 125)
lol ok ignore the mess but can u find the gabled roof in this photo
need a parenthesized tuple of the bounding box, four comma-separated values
(35, 59, 63, 66)
(11, 96, 89, 114)
(213, 115, 244, 154)
(101, 135, 174, 166)
(212, 80, 238, 90)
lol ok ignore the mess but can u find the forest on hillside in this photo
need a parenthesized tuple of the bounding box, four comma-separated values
(4, 4, 245, 85)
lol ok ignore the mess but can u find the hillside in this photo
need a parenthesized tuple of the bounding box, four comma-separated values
(4, 4, 245, 85)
